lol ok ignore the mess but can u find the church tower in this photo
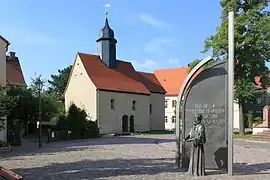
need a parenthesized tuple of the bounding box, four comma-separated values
(96, 14, 117, 69)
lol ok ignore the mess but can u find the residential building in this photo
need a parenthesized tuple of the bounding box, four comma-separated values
(0, 35, 26, 141)
(154, 68, 189, 130)
(64, 17, 166, 134)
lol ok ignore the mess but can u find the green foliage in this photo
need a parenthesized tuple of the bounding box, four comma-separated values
(48, 65, 72, 101)
(234, 79, 256, 104)
(202, 0, 270, 105)
(56, 115, 68, 130)
(253, 116, 262, 122)
(0, 140, 8, 147)
(246, 111, 254, 128)
(188, 59, 216, 72)
(67, 104, 87, 138)
(86, 120, 99, 138)
(0, 86, 18, 130)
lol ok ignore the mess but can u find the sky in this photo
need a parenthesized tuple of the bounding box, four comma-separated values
(0, 0, 222, 85)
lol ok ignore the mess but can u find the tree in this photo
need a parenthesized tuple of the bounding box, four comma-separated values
(0, 86, 17, 130)
(188, 59, 202, 72)
(48, 65, 72, 101)
(202, 0, 270, 134)
(188, 59, 216, 72)
(7, 85, 37, 136)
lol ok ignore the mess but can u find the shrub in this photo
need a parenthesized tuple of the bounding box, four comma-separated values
(0, 140, 8, 148)
(86, 120, 99, 138)
(246, 112, 254, 128)
(253, 116, 262, 122)
(56, 115, 68, 130)
(66, 104, 87, 139)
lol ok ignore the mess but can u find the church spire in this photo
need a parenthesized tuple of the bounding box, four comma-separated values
(96, 5, 117, 69)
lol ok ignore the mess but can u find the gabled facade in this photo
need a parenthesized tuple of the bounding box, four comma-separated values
(0, 35, 26, 141)
(65, 17, 166, 134)
(154, 68, 189, 130)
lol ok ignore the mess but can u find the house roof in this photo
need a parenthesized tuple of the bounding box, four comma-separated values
(6, 55, 26, 86)
(137, 72, 166, 94)
(154, 68, 189, 96)
(76, 53, 165, 95)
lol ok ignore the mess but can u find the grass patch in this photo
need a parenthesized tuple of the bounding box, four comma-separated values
(233, 133, 253, 139)
(138, 130, 175, 135)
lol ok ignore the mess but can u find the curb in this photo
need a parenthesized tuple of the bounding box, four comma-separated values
(0, 145, 12, 152)
(0, 166, 23, 179)
(234, 139, 270, 144)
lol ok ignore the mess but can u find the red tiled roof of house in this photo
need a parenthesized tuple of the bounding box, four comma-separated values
(77, 53, 166, 95)
(137, 72, 166, 94)
(154, 64, 263, 97)
(154, 68, 189, 96)
(6, 55, 26, 86)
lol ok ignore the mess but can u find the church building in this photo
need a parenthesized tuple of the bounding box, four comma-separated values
(64, 17, 166, 134)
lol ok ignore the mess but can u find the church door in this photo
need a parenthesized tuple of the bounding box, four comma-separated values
(122, 115, 128, 132)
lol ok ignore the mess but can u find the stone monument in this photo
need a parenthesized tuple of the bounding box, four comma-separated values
(176, 60, 231, 173)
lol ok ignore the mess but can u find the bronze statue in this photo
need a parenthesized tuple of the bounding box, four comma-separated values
(184, 114, 206, 176)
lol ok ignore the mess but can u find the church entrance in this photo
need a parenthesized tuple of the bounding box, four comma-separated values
(129, 115, 135, 132)
(122, 115, 128, 132)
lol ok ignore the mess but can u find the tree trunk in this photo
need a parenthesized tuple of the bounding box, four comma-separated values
(24, 120, 28, 136)
(239, 103, 245, 135)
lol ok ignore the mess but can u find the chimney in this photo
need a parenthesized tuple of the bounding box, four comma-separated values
(9, 52, 16, 59)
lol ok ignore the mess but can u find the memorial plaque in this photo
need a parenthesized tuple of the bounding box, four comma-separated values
(182, 61, 228, 170)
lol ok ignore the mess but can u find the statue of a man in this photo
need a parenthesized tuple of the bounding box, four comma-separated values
(184, 114, 206, 176)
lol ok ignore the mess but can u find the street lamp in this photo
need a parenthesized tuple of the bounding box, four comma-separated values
(36, 77, 43, 148)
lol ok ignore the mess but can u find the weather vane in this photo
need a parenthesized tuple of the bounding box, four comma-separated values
(104, 4, 110, 18)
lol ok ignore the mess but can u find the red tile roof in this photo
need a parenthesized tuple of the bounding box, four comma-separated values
(6, 55, 26, 86)
(154, 68, 189, 96)
(76, 53, 165, 95)
(137, 72, 166, 94)
(155, 65, 263, 97)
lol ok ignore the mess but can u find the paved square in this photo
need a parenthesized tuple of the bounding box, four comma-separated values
(1, 135, 270, 179)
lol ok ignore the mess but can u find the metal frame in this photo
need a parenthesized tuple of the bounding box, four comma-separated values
(228, 11, 234, 176)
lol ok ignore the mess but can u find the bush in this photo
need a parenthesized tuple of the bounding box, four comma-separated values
(253, 116, 262, 122)
(246, 112, 254, 128)
(86, 120, 99, 138)
(67, 104, 87, 139)
(56, 115, 68, 130)
(0, 140, 8, 148)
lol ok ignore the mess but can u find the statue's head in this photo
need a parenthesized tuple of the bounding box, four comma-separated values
(194, 114, 202, 125)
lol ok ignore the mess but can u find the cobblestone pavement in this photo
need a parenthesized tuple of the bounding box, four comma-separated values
(1, 134, 270, 180)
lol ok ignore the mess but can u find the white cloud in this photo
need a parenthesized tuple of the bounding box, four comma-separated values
(144, 37, 174, 53)
(132, 59, 156, 69)
(138, 13, 171, 30)
(168, 58, 179, 65)
(2, 26, 57, 46)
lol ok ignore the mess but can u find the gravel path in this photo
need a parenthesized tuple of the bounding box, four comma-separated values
(1, 134, 270, 180)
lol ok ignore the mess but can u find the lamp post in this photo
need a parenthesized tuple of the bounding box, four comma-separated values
(36, 77, 43, 148)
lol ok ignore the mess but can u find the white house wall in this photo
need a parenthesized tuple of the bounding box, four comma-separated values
(149, 93, 165, 130)
(165, 95, 177, 130)
(98, 90, 150, 134)
(65, 55, 97, 121)
(233, 101, 240, 130)
(0, 39, 7, 141)
(165, 96, 240, 130)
